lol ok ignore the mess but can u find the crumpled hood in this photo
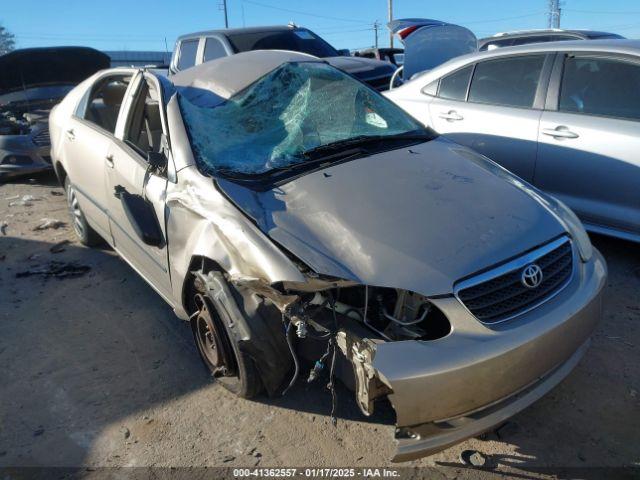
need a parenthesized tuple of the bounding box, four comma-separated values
(324, 56, 396, 80)
(217, 138, 565, 296)
(0, 47, 110, 95)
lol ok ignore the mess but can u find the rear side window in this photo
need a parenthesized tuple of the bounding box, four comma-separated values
(203, 38, 227, 62)
(177, 39, 199, 70)
(559, 56, 640, 121)
(82, 75, 132, 133)
(468, 55, 545, 108)
(438, 65, 473, 101)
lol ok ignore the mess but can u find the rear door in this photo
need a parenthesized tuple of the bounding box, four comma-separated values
(427, 53, 553, 182)
(62, 72, 134, 241)
(104, 74, 173, 301)
(536, 52, 640, 237)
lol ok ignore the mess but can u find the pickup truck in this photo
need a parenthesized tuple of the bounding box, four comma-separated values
(170, 24, 397, 91)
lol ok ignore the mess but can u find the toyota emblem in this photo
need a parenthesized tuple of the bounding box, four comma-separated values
(521, 264, 543, 289)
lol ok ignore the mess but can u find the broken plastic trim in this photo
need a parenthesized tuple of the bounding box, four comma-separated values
(231, 273, 450, 418)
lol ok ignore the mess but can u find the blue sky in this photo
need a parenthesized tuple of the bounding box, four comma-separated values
(3, 0, 640, 52)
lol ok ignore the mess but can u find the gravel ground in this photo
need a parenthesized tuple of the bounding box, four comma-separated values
(1, 172, 639, 478)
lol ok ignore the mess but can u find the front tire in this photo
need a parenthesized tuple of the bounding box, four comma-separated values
(64, 177, 102, 247)
(191, 282, 262, 399)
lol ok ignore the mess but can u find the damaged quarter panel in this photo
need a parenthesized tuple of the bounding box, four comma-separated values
(165, 167, 308, 319)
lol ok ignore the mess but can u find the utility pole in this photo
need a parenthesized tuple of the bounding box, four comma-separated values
(388, 0, 393, 48)
(221, 0, 229, 28)
(547, 0, 561, 29)
(373, 21, 379, 49)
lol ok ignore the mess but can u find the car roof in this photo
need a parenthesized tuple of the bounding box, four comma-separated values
(397, 39, 640, 91)
(170, 49, 320, 100)
(177, 25, 302, 42)
(444, 39, 640, 69)
(480, 29, 618, 41)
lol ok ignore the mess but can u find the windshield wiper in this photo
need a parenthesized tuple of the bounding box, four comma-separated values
(301, 130, 434, 158)
(217, 147, 366, 182)
(214, 130, 435, 186)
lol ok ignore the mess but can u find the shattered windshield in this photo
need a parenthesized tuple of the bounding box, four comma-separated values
(178, 62, 426, 176)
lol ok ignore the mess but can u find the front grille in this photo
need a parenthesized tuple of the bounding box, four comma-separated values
(32, 129, 51, 147)
(456, 238, 573, 324)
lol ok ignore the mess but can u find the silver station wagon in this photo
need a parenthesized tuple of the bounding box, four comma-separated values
(49, 50, 606, 461)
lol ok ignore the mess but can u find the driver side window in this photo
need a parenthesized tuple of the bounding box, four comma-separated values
(125, 80, 164, 157)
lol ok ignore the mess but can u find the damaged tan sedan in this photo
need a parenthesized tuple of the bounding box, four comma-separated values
(49, 50, 607, 461)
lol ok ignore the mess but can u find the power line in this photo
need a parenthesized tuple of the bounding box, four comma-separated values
(460, 11, 545, 25)
(241, 0, 372, 24)
(15, 31, 167, 40)
(595, 22, 640, 30)
(563, 8, 640, 15)
(319, 28, 374, 37)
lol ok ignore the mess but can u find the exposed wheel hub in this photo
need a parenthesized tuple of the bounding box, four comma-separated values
(194, 294, 235, 378)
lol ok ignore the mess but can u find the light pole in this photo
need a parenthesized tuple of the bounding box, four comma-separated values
(222, 0, 229, 28)
(388, 0, 393, 48)
(374, 21, 379, 49)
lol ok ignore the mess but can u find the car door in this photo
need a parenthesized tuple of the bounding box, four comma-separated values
(62, 72, 134, 241)
(104, 73, 173, 301)
(426, 54, 553, 182)
(536, 52, 640, 238)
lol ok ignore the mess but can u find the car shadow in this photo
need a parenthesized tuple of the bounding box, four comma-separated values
(0, 235, 394, 467)
(0, 170, 60, 187)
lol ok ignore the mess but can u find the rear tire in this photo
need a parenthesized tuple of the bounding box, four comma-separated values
(191, 277, 262, 399)
(64, 177, 102, 247)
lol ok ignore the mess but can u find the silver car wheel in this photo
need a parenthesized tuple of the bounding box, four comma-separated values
(66, 184, 85, 238)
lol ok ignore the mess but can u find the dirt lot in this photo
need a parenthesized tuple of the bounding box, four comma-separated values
(1, 172, 639, 478)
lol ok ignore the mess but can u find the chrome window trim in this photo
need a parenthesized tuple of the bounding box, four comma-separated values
(453, 236, 574, 324)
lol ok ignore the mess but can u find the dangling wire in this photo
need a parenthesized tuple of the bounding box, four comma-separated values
(363, 285, 369, 325)
(282, 313, 300, 396)
(326, 290, 340, 426)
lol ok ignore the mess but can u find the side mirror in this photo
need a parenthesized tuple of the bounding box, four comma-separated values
(337, 49, 351, 57)
(115, 187, 164, 247)
(147, 151, 167, 174)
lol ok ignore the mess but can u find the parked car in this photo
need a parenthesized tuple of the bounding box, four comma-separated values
(386, 39, 640, 243)
(354, 47, 405, 66)
(50, 50, 606, 461)
(169, 25, 396, 91)
(0, 47, 110, 179)
(478, 29, 625, 51)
